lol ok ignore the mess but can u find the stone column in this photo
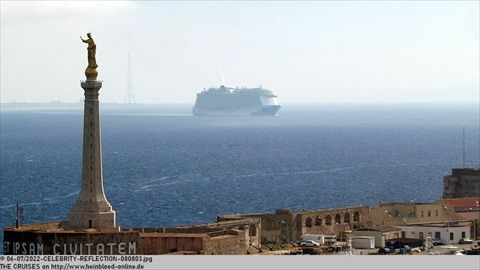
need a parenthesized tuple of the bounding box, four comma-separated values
(69, 78, 116, 229)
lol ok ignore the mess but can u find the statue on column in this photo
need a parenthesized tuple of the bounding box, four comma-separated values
(81, 32, 98, 79)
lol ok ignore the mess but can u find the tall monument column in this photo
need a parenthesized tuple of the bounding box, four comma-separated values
(69, 33, 116, 229)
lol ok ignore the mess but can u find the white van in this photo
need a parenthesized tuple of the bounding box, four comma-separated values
(297, 234, 337, 245)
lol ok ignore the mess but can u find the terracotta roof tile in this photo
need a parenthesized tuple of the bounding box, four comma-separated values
(442, 197, 480, 208)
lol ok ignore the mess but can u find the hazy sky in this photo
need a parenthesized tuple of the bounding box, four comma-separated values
(1, 1, 478, 103)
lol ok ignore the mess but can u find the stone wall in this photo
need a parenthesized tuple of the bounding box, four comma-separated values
(218, 209, 294, 244)
(444, 168, 480, 199)
(138, 233, 206, 255)
(219, 206, 371, 243)
(4, 217, 261, 255)
(4, 229, 139, 255)
(204, 235, 246, 255)
(296, 206, 371, 240)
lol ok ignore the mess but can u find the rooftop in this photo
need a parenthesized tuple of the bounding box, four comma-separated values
(401, 222, 471, 228)
(356, 226, 400, 232)
(455, 211, 480, 221)
(451, 168, 480, 176)
(442, 197, 480, 209)
(140, 232, 207, 238)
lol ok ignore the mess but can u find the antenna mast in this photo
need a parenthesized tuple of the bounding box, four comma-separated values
(463, 127, 466, 168)
(124, 52, 136, 104)
(41, 186, 44, 222)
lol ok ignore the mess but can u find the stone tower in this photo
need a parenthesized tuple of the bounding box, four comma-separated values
(443, 168, 480, 199)
(69, 33, 116, 229)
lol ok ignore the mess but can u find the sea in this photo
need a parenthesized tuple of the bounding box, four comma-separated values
(0, 103, 479, 245)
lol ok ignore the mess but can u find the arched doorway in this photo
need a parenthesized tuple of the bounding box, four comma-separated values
(335, 213, 341, 224)
(305, 217, 313, 227)
(344, 213, 351, 224)
(315, 217, 322, 226)
(325, 215, 332, 225)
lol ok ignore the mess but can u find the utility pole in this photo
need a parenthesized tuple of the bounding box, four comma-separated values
(41, 186, 44, 222)
(16, 203, 19, 228)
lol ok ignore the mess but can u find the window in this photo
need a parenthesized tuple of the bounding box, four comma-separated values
(450, 232, 454, 241)
(305, 217, 312, 227)
(401, 231, 406, 238)
(88, 220, 92, 228)
(315, 217, 322, 226)
(353, 212, 360, 222)
(435, 232, 441, 239)
(435, 209, 439, 217)
(344, 213, 351, 224)
(421, 210, 424, 217)
(326, 215, 332, 225)
(394, 210, 400, 217)
(428, 211, 431, 217)
(419, 232, 424, 240)
(335, 214, 341, 224)
(462, 232, 466, 238)
(249, 225, 257, 236)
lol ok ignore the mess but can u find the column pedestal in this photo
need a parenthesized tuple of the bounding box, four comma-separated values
(69, 78, 116, 229)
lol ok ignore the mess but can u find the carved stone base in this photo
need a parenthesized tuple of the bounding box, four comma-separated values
(68, 209, 117, 229)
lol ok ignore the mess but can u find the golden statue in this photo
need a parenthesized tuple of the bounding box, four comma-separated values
(81, 33, 98, 79)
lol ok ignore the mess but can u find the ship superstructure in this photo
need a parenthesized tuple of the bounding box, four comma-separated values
(193, 85, 281, 116)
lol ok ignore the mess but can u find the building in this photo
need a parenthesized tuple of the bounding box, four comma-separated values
(397, 222, 471, 245)
(443, 168, 480, 199)
(350, 236, 375, 249)
(369, 201, 457, 227)
(3, 217, 261, 255)
(442, 197, 480, 240)
(219, 206, 371, 244)
(351, 226, 401, 248)
(295, 206, 371, 241)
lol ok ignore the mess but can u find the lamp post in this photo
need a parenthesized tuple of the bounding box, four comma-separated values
(444, 205, 450, 245)
(280, 220, 289, 244)
(475, 201, 479, 240)
(383, 210, 392, 226)
(336, 222, 341, 242)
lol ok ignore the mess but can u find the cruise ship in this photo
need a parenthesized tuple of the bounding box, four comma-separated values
(193, 85, 281, 116)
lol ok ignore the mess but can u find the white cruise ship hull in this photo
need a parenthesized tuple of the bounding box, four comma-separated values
(193, 105, 281, 116)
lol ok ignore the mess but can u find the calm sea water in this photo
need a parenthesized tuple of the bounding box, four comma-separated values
(1, 103, 479, 244)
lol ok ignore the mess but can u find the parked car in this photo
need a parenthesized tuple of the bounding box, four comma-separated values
(432, 239, 443, 246)
(299, 240, 320, 247)
(472, 241, 480, 250)
(458, 238, 473, 244)
(378, 247, 392, 255)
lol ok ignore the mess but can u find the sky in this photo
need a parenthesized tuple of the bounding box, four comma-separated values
(1, 1, 479, 104)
